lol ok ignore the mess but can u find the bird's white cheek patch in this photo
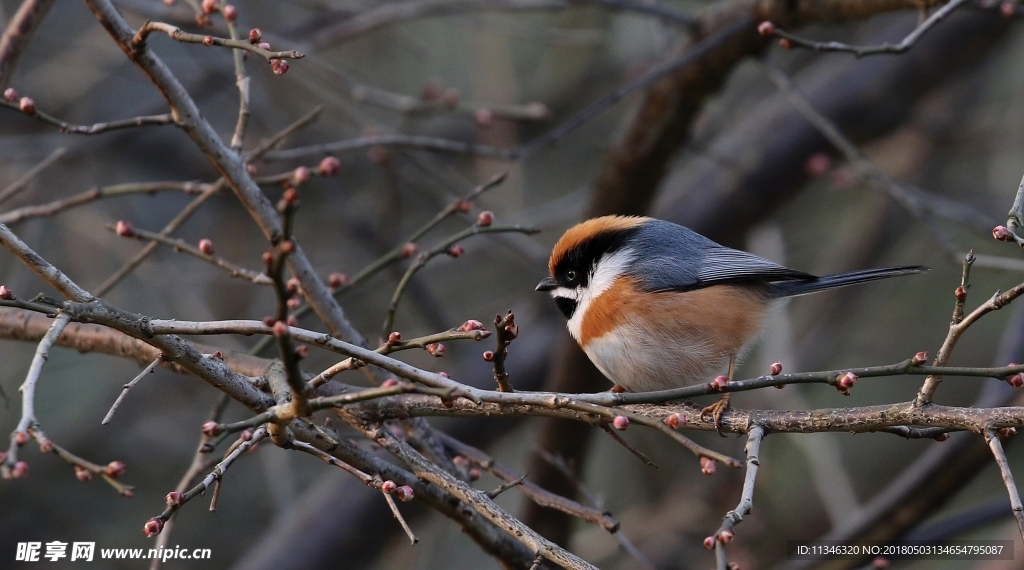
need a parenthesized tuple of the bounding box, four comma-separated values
(565, 248, 634, 343)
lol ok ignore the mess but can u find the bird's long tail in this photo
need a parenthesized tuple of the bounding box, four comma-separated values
(764, 265, 927, 299)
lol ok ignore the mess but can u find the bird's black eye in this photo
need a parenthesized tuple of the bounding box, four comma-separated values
(565, 269, 577, 282)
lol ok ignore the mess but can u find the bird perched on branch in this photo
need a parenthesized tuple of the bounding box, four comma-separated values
(536, 216, 926, 426)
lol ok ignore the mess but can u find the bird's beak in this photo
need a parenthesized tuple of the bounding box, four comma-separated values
(535, 276, 558, 292)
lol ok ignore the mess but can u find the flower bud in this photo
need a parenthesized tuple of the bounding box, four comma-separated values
(703, 536, 715, 550)
(757, 21, 776, 36)
(717, 530, 734, 544)
(104, 461, 126, 478)
(426, 343, 446, 357)
(14, 431, 29, 445)
(262, 316, 276, 327)
(474, 108, 493, 128)
(993, 225, 1013, 241)
(12, 461, 29, 479)
(400, 243, 418, 258)
(201, 0, 217, 13)
(143, 517, 164, 537)
(382, 379, 399, 388)
(115, 220, 135, 237)
(3, 87, 17, 102)
(381, 480, 397, 494)
(222, 4, 238, 22)
(837, 372, 858, 390)
(477, 211, 494, 227)
(294, 345, 309, 359)
(38, 439, 53, 453)
(713, 375, 729, 390)
(240, 429, 253, 441)
(453, 456, 470, 468)
(387, 332, 401, 345)
(612, 415, 629, 430)
(165, 491, 182, 507)
(779, 38, 793, 49)
(258, 42, 271, 51)
(19, 97, 35, 115)
(272, 321, 289, 337)
(202, 35, 214, 46)
(1007, 374, 1024, 388)
(198, 238, 214, 255)
(769, 362, 782, 375)
(700, 456, 716, 475)
(933, 433, 949, 442)
(75, 466, 92, 482)
(271, 59, 289, 75)
(446, 245, 465, 258)
(456, 200, 472, 213)
(0, 285, 12, 300)
(248, 28, 262, 44)
(664, 413, 680, 429)
(468, 467, 481, 481)
(955, 286, 967, 301)
(458, 319, 484, 332)
(201, 422, 222, 437)
(911, 351, 928, 366)
(482, 350, 495, 362)
(395, 485, 415, 501)
(328, 272, 348, 288)
(1001, 427, 1017, 437)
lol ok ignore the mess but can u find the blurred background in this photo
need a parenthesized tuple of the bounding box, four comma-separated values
(1, 0, 1024, 568)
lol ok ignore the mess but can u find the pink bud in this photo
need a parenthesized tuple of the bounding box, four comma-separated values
(700, 456, 716, 475)
(328, 272, 349, 288)
(1001, 427, 1017, 437)
(381, 480, 397, 494)
(3, 87, 17, 102)
(240, 429, 253, 441)
(75, 466, 92, 482)
(202, 35, 214, 46)
(717, 530, 734, 544)
(14, 431, 29, 445)
(713, 375, 729, 390)
(477, 211, 494, 227)
(395, 485, 415, 502)
(12, 461, 29, 478)
(165, 491, 182, 506)
(38, 439, 53, 453)
(19, 96, 35, 115)
(115, 220, 135, 237)
(955, 286, 967, 301)
(0, 285, 13, 300)
(143, 517, 164, 537)
(293, 345, 309, 359)
(993, 225, 1013, 242)
(272, 321, 289, 337)
(456, 200, 472, 213)
(201, 0, 217, 14)
(664, 413, 680, 429)
(468, 467, 481, 481)
(446, 245, 465, 258)
(805, 153, 832, 177)
(104, 461, 126, 478)
(769, 362, 782, 375)
(387, 332, 401, 344)
(201, 421, 222, 437)
(703, 536, 716, 550)
(757, 21, 776, 37)
(382, 378, 400, 388)
(1008, 374, 1024, 388)
(458, 319, 484, 332)
(612, 415, 629, 430)
(933, 433, 949, 442)
(482, 351, 495, 362)
(837, 372, 858, 391)
(222, 4, 238, 22)
(400, 243, 418, 258)
(426, 343, 446, 357)
(292, 166, 310, 184)
(271, 59, 289, 75)
(258, 42, 271, 51)
(911, 351, 928, 366)
(438, 371, 450, 378)
(474, 108, 493, 128)
(198, 238, 214, 255)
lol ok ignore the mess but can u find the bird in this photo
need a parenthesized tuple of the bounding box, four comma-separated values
(536, 215, 926, 425)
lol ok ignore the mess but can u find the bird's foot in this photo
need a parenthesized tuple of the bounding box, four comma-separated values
(700, 394, 731, 437)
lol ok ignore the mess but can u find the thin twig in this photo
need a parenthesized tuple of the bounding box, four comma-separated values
(0, 0, 57, 89)
(0, 100, 175, 134)
(767, 0, 970, 58)
(102, 356, 164, 425)
(984, 429, 1024, 543)
(712, 425, 765, 569)
(0, 180, 209, 225)
(0, 147, 65, 206)
(131, 21, 304, 61)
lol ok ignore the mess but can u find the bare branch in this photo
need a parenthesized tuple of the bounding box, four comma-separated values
(131, 21, 304, 61)
(102, 356, 164, 425)
(0, 147, 65, 206)
(984, 429, 1024, 543)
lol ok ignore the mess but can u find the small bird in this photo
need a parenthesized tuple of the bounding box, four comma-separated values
(536, 216, 926, 423)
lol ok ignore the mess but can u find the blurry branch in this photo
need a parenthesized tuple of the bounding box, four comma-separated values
(0, 147, 64, 206)
(0, 99, 175, 134)
(131, 21, 304, 61)
(984, 428, 1024, 543)
(310, 0, 698, 48)
(0, 0, 55, 89)
(106, 222, 274, 285)
(0, 180, 208, 225)
(765, 0, 970, 57)
(95, 106, 322, 296)
(264, 133, 515, 161)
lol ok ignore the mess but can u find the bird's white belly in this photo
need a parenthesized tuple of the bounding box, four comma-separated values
(582, 325, 732, 392)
